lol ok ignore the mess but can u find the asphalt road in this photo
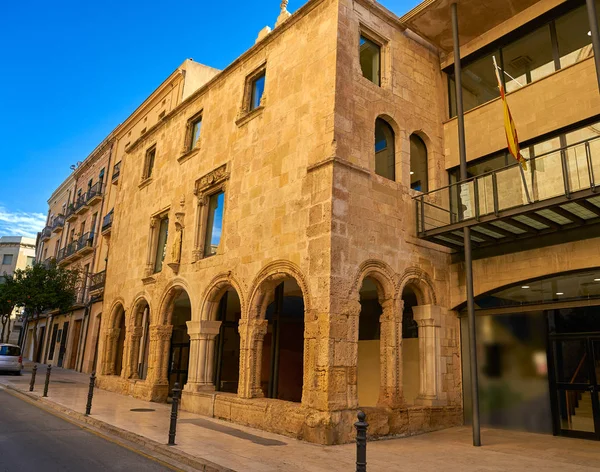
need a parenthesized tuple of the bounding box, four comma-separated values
(0, 389, 172, 472)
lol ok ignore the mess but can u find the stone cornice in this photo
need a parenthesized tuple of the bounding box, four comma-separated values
(354, 0, 407, 31)
(307, 156, 370, 176)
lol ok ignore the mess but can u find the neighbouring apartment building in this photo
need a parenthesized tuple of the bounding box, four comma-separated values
(35, 0, 600, 445)
(0, 236, 36, 344)
(29, 59, 220, 374)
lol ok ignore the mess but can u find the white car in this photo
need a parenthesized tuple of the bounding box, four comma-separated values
(0, 344, 23, 375)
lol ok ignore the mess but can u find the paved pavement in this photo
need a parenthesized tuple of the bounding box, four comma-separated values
(2, 365, 600, 471)
(0, 389, 171, 472)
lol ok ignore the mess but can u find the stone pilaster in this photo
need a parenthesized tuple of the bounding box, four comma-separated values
(412, 305, 444, 406)
(378, 298, 402, 407)
(146, 324, 173, 385)
(124, 326, 143, 379)
(237, 318, 268, 398)
(103, 328, 120, 375)
(184, 320, 222, 393)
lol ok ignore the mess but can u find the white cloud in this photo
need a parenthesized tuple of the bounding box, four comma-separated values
(0, 206, 46, 238)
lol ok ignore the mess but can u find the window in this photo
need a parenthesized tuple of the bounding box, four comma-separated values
(448, 2, 598, 117)
(90, 213, 98, 235)
(410, 134, 428, 192)
(87, 179, 93, 192)
(154, 216, 169, 273)
(99, 168, 105, 187)
(26, 256, 34, 268)
(250, 71, 266, 111)
(190, 116, 202, 150)
(143, 145, 156, 180)
(204, 191, 224, 257)
(360, 35, 381, 86)
(2, 254, 13, 265)
(374, 118, 395, 180)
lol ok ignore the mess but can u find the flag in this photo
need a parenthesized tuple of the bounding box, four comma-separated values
(493, 57, 527, 170)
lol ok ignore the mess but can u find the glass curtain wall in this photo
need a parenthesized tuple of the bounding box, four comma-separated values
(448, 1, 599, 118)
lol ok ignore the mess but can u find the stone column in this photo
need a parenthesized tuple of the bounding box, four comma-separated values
(103, 328, 120, 375)
(412, 305, 443, 406)
(378, 298, 403, 407)
(146, 324, 173, 385)
(184, 320, 222, 393)
(237, 318, 268, 399)
(124, 326, 143, 379)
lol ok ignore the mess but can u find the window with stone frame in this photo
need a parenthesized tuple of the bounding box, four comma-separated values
(142, 145, 156, 181)
(183, 110, 203, 154)
(144, 210, 170, 279)
(359, 27, 388, 87)
(193, 164, 229, 261)
(244, 65, 267, 113)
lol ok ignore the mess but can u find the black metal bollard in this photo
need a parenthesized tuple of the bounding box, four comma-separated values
(168, 382, 181, 446)
(85, 371, 96, 416)
(43, 364, 52, 397)
(29, 364, 37, 392)
(355, 410, 368, 472)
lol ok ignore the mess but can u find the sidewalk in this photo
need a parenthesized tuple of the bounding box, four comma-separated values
(1, 365, 600, 471)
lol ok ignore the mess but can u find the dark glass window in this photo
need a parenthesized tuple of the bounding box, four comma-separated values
(154, 216, 168, 273)
(360, 35, 381, 86)
(410, 134, 428, 192)
(144, 146, 156, 180)
(250, 72, 265, 111)
(0, 345, 20, 356)
(374, 118, 395, 180)
(190, 117, 202, 149)
(204, 191, 224, 257)
(556, 4, 594, 69)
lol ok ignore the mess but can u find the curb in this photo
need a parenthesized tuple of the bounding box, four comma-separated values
(2, 383, 235, 472)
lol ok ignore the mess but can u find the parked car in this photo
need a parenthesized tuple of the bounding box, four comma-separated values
(0, 344, 23, 375)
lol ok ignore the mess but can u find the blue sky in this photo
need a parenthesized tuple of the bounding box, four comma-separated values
(0, 0, 419, 238)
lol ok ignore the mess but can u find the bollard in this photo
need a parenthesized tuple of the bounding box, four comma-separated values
(168, 382, 181, 445)
(85, 371, 96, 416)
(355, 410, 368, 472)
(43, 364, 52, 397)
(29, 364, 38, 392)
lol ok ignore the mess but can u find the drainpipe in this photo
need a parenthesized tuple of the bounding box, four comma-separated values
(451, 2, 481, 447)
(586, 0, 600, 91)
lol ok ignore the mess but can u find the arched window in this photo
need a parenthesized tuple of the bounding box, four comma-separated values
(410, 134, 428, 192)
(374, 118, 395, 181)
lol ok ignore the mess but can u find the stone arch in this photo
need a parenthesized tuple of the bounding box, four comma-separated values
(102, 300, 126, 376)
(107, 298, 126, 329)
(350, 260, 402, 408)
(409, 130, 430, 192)
(198, 272, 246, 322)
(374, 115, 397, 181)
(157, 278, 195, 325)
(247, 260, 311, 321)
(130, 292, 152, 326)
(396, 266, 437, 306)
(124, 295, 152, 379)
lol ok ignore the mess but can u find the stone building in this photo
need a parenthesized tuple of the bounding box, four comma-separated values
(37, 0, 600, 445)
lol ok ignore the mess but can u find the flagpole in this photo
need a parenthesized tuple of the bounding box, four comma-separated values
(452, 2, 481, 448)
(492, 56, 532, 205)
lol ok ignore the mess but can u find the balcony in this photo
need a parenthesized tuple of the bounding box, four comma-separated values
(89, 270, 106, 295)
(65, 204, 77, 223)
(76, 232, 94, 256)
(74, 194, 89, 216)
(101, 209, 113, 235)
(112, 161, 121, 184)
(57, 240, 79, 266)
(415, 136, 600, 255)
(41, 257, 55, 269)
(86, 182, 104, 206)
(41, 226, 52, 241)
(51, 214, 65, 234)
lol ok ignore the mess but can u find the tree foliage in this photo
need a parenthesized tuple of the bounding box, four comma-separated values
(12, 261, 81, 319)
(0, 275, 18, 342)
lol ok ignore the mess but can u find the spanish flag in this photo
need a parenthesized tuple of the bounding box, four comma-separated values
(493, 57, 527, 170)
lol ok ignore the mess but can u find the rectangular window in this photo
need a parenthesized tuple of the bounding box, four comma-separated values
(99, 168, 105, 186)
(556, 4, 593, 69)
(250, 72, 266, 111)
(190, 117, 202, 150)
(2, 254, 13, 265)
(143, 146, 156, 180)
(90, 213, 98, 235)
(154, 216, 169, 273)
(360, 35, 381, 86)
(204, 191, 224, 257)
(26, 256, 34, 267)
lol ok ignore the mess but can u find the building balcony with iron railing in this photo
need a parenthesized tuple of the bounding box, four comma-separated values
(101, 209, 113, 235)
(50, 214, 65, 233)
(41, 226, 52, 241)
(89, 270, 106, 295)
(112, 161, 121, 184)
(415, 136, 600, 255)
(57, 232, 94, 266)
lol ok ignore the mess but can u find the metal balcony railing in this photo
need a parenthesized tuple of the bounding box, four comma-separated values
(415, 136, 600, 250)
(89, 270, 106, 293)
(51, 214, 65, 231)
(86, 182, 104, 203)
(112, 161, 121, 181)
(76, 232, 94, 252)
(41, 226, 52, 240)
(101, 209, 113, 233)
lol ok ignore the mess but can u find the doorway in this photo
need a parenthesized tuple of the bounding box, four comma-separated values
(35, 326, 45, 363)
(57, 322, 69, 367)
(168, 290, 191, 394)
(68, 320, 82, 370)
